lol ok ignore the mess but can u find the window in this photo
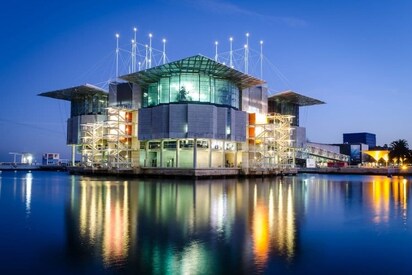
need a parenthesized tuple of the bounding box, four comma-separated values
(159, 78, 170, 104)
(179, 139, 194, 149)
(163, 141, 177, 149)
(197, 139, 209, 149)
(147, 83, 159, 106)
(148, 141, 161, 149)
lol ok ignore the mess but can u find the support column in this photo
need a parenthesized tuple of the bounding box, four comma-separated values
(176, 139, 180, 168)
(222, 141, 225, 168)
(193, 138, 197, 169)
(234, 143, 238, 168)
(71, 145, 76, 166)
(160, 140, 163, 168)
(208, 139, 212, 168)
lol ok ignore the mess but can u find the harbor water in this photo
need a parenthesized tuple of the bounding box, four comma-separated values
(1, 171, 412, 274)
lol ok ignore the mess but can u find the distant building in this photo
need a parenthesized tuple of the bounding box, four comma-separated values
(343, 132, 376, 148)
(42, 153, 60, 165)
(336, 143, 369, 165)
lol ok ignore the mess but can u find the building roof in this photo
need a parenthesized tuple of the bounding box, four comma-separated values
(38, 84, 108, 101)
(120, 55, 265, 90)
(268, 90, 325, 106)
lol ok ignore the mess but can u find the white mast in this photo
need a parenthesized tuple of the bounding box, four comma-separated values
(245, 33, 249, 74)
(145, 44, 148, 69)
(260, 40, 263, 79)
(131, 39, 135, 73)
(229, 37, 233, 68)
(214, 41, 219, 62)
(244, 44, 248, 74)
(138, 61, 141, 71)
(149, 33, 153, 68)
(115, 33, 119, 79)
(162, 38, 166, 64)
(132, 27, 137, 72)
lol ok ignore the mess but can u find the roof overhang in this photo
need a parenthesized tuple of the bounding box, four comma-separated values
(120, 55, 265, 90)
(38, 84, 108, 101)
(268, 90, 325, 106)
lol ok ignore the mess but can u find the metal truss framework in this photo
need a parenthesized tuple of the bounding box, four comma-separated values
(81, 107, 137, 169)
(248, 113, 295, 169)
(296, 144, 350, 163)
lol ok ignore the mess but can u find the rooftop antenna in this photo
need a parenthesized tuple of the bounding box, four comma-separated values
(229, 37, 233, 68)
(132, 27, 137, 72)
(214, 41, 219, 62)
(162, 38, 166, 64)
(149, 33, 153, 68)
(260, 40, 263, 79)
(145, 44, 148, 69)
(115, 33, 119, 79)
(245, 33, 249, 74)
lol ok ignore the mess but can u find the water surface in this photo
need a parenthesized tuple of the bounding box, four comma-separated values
(0, 171, 411, 274)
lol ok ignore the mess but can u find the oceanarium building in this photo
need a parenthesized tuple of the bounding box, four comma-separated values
(40, 55, 348, 176)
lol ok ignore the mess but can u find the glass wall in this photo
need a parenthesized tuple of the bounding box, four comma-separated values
(139, 138, 243, 169)
(142, 72, 239, 109)
(71, 95, 108, 117)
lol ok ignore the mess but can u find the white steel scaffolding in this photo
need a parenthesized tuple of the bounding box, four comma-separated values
(248, 113, 295, 169)
(80, 107, 138, 170)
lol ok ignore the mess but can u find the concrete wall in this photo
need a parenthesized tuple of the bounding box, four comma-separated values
(241, 85, 268, 114)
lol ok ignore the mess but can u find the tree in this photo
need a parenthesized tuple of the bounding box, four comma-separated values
(389, 139, 411, 164)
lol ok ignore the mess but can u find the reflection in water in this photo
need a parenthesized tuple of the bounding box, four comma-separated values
(76, 180, 130, 267)
(251, 180, 297, 269)
(25, 173, 32, 215)
(3, 172, 412, 273)
(67, 177, 303, 273)
(366, 177, 409, 224)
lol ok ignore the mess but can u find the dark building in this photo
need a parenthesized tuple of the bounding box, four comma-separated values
(343, 132, 376, 148)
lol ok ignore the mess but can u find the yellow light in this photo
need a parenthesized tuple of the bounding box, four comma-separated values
(364, 150, 389, 162)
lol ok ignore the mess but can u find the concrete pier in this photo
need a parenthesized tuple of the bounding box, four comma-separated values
(67, 166, 298, 178)
(298, 166, 412, 176)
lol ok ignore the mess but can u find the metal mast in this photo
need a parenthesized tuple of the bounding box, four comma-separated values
(245, 33, 249, 74)
(214, 41, 219, 62)
(145, 44, 148, 69)
(115, 33, 119, 79)
(260, 40, 263, 79)
(132, 27, 137, 72)
(162, 38, 166, 64)
(229, 37, 233, 68)
(149, 33, 153, 68)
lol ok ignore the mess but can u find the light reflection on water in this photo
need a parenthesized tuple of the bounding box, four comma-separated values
(68, 177, 302, 273)
(2, 172, 412, 274)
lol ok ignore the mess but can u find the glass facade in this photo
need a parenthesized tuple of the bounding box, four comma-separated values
(71, 96, 108, 117)
(142, 73, 240, 109)
(139, 138, 242, 168)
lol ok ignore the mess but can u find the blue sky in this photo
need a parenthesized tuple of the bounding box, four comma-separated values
(0, 0, 411, 161)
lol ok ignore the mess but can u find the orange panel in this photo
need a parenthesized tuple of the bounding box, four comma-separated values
(249, 127, 255, 138)
(249, 113, 256, 124)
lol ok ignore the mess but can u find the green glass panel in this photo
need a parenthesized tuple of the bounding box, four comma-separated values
(170, 75, 179, 103)
(159, 78, 170, 104)
(148, 83, 159, 106)
(199, 74, 210, 102)
(179, 74, 199, 102)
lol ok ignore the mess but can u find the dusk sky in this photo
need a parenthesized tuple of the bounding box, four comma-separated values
(0, 0, 411, 162)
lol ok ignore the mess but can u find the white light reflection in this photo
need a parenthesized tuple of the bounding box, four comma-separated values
(25, 172, 32, 215)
